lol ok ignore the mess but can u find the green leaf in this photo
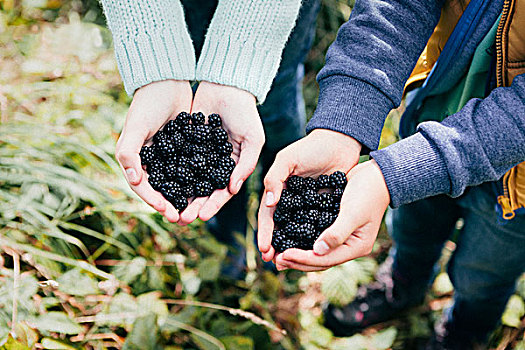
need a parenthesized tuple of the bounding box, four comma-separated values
(181, 271, 201, 296)
(219, 336, 253, 350)
(40, 338, 77, 350)
(0, 335, 31, 350)
(371, 327, 397, 349)
(502, 294, 525, 328)
(33, 312, 83, 335)
(99, 293, 138, 326)
(57, 268, 99, 296)
(13, 322, 38, 348)
(137, 293, 168, 320)
(123, 313, 159, 350)
(321, 265, 358, 307)
(112, 257, 147, 284)
(197, 257, 222, 282)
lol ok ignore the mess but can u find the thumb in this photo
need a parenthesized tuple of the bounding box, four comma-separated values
(263, 151, 294, 207)
(312, 208, 358, 256)
(116, 126, 149, 186)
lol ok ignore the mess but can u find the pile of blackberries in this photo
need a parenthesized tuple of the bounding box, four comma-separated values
(139, 112, 235, 212)
(271, 172, 347, 252)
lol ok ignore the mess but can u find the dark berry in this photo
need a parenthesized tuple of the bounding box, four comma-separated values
(294, 209, 319, 225)
(277, 196, 294, 213)
(148, 159, 164, 174)
(296, 223, 317, 241)
(290, 195, 304, 211)
(156, 138, 177, 159)
(170, 196, 188, 212)
(191, 112, 206, 125)
(164, 163, 178, 179)
(273, 209, 292, 227)
(153, 130, 167, 144)
(192, 144, 209, 154)
(281, 189, 293, 199)
(182, 124, 195, 142)
(193, 124, 211, 143)
(279, 238, 299, 252)
(286, 175, 305, 194)
(319, 192, 334, 211)
(304, 177, 318, 191)
(207, 113, 222, 128)
(139, 146, 156, 167)
(271, 230, 285, 252)
(333, 187, 344, 200)
(164, 155, 178, 167)
(317, 174, 331, 189)
(194, 180, 214, 197)
(216, 157, 236, 172)
(181, 185, 195, 198)
(209, 168, 230, 189)
(330, 171, 348, 189)
(303, 189, 321, 209)
(175, 111, 191, 126)
(160, 181, 182, 200)
(283, 222, 300, 239)
(174, 167, 194, 186)
(215, 142, 233, 156)
(210, 128, 228, 145)
(147, 171, 165, 190)
(177, 155, 191, 167)
(332, 201, 341, 215)
(206, 152, 220, 166)
(164, 119, 180, 135)
(171, 131, 185, 149)
(189, 154, 207, 173)
(317, 211, 336, 230)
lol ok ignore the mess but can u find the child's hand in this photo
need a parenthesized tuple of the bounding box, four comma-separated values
(257, 129, 362, 262)
(177, 81, 265, 225)
(273, 160, 390, 271)
(115, 80, 193, 222)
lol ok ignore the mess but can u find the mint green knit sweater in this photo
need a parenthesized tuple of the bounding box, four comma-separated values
(100, 0, 302, 103)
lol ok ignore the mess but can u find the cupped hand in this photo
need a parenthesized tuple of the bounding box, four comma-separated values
(257, 129, 362, 262)
(177, 81, 265, 225)
(274, 160, 390, 271)
(115, 80, 193, 222)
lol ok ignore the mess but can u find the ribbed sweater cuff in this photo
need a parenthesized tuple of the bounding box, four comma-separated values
(371, 132, 451, 208)
(113, 29, 195, 95)
(306, 75, 393, 151)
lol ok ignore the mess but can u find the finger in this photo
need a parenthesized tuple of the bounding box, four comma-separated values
(312, 207, 359, 256)
(115, 124, 149, 187)
(163, 201, 180, 223)
(275, 250, 332, 271)
(281, 239, 367, 267)
(178, 197, 207, 225)
(257, 191, 276, 254)
(263, 151, 294, 207)
(198, 188, 234, 221)
(228, 140, 263, 195)
(127, 176, 167, 213)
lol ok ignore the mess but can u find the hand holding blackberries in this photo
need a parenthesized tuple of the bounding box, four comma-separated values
(115, 80, 193, 223)
(177, 81, 265, 225)
(274, 160, 390, 272)
(257, 129, 362, 262)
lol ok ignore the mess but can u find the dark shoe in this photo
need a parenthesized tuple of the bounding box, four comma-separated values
(423, 317, 487, 350)
(323, 257, 427, 337)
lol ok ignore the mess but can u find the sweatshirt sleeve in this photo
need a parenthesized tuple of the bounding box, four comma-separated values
(306, 0, 443, 151)
(195, 0, 302, 104)
(100, 0, 196, 95)
(371, 74, 525, 208)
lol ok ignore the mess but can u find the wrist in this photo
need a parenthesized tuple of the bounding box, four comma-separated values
(309, 128, 363, 155)
(364, 159, 391, 206)
(198, 81, 256, 105)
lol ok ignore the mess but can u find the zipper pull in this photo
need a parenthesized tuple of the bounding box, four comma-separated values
(497, 195, 515, 220)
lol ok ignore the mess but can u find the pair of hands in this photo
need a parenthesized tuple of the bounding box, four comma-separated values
(116, 80, 265, 225)
(257, 129, 391, 272)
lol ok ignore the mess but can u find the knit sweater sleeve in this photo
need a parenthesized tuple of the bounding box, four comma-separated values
(100, 0, 196, 95)
(306, 0, 443, 151)
(195, 0, 302, 104)
(371, 74, 525, 208)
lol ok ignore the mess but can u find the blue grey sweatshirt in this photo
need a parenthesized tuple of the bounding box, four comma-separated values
(306, 0, 525, 207)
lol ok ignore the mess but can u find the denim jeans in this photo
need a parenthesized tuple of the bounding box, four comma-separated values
(388, 182, 525, 340)
(180, 0, 320, 274)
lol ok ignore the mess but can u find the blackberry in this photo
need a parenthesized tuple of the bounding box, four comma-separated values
(160, 181, 182, 199)
(332, 201, 341, 215)
(193, 124, 210, 143)
(175, 111, 191, 126)
(294, 209, 319, 225)
(283, 221, 300, 239)
(182, 124, 195, 142)
(155, 138, 177, 159)
(174, 167, 194, 186)
(147, 171, 165, 190)
(209, 168, 230, 189)
(177, 155, 191, 167)
(170, 195, 188, 212)
(206, 152, 220, 166)
(164, 155, 178, 167)
(271, 230, 285, 252)
(191, 112, 206, 125)
(276, 195, 295, 213)
(139, 146, 156, 167)
(192, 144, 209, 154)
(296, 223, 317, 242)
(164, 120, 180, 135)
(317, 211, 336, 230)
(319, 192, 334, 211)
(181, 184, 195, 198)
(189, 154, 207, 173)
(281, 189, 293, 199)
(279, 238, 299, 252)
(317, 174, 331, 189)
(302, 189, 321, 209)
(304, 177, 318, 191)
(330, 171, 348, 189)
(148, 159, 164, 174)
(216, 157, 236, 172)
(171, 131, 185, 149)
(182, 143, 195, 157)
(273, 209, 292, 227)
(290, 194, 304, 211)
(216, 142, 233, 156)
(194, 180, 214, 197)
(207, 113, 222, 128)
(286, 175, 305, 194)
(332, 187, 344, 200)
(210, 128, 228, 145)
(164, 163, 179, 179)
(153, 130, 167, 144)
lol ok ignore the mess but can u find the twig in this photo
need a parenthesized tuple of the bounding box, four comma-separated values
(11, 249, 20, 336)
(163, 299, 287, 335)
(164, 318, 225, 350)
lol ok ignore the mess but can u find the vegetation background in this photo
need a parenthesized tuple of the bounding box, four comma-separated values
(0, 0, 523, 349)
